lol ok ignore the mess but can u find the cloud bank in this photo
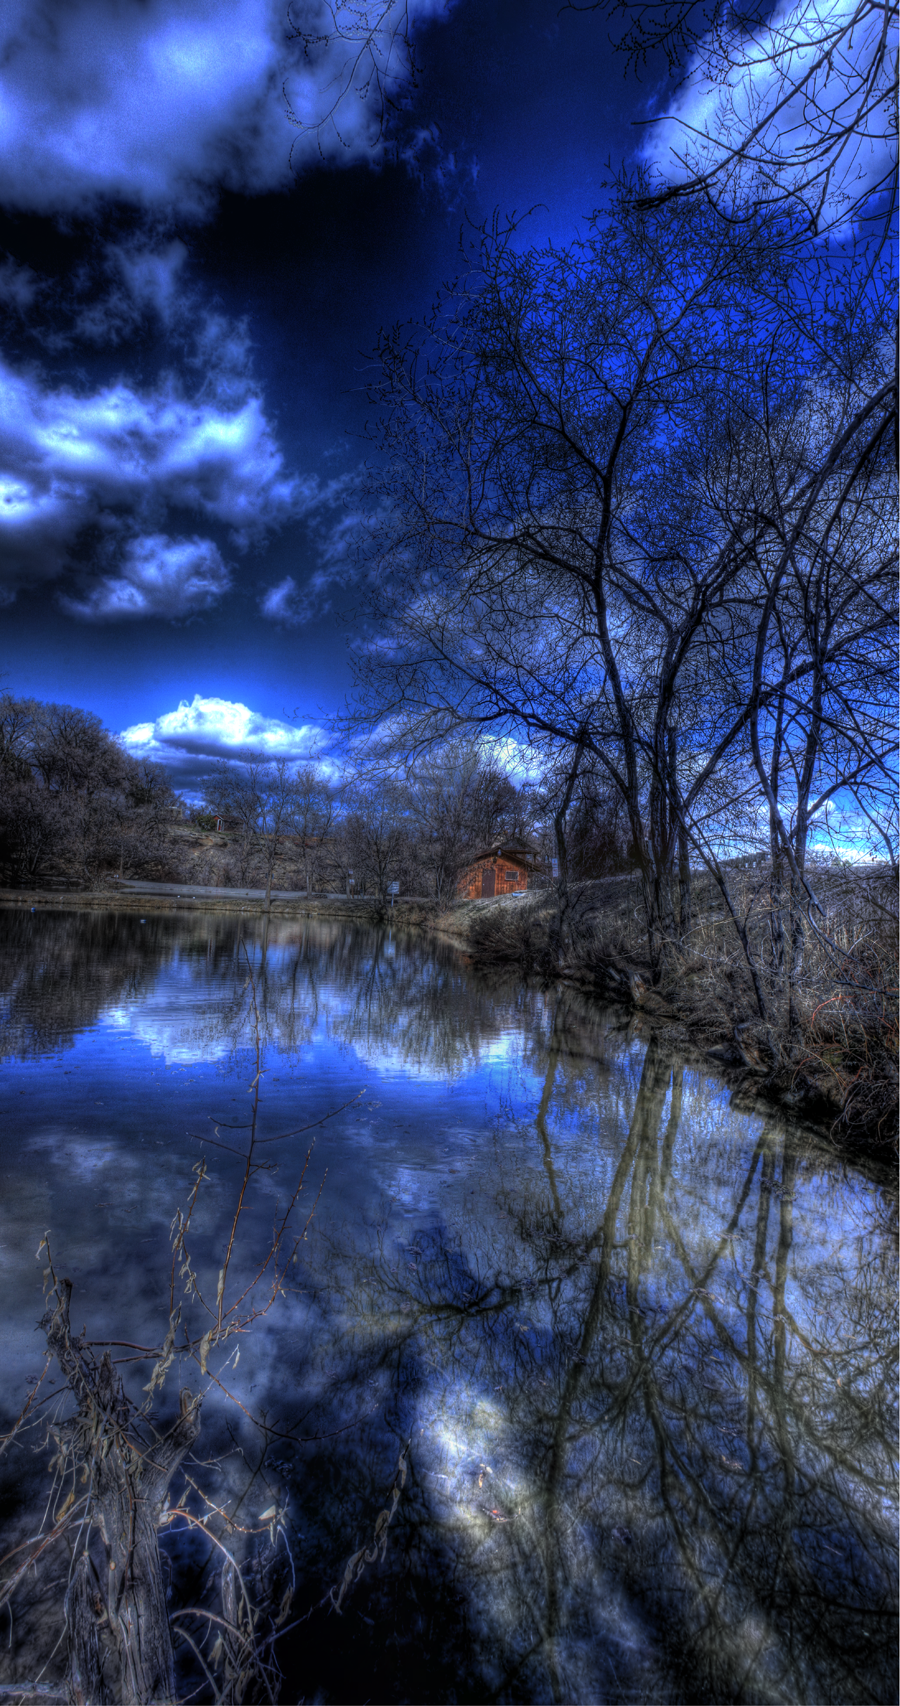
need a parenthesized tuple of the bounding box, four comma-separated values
(0, 341, 303, 612)
(0, 3, 451, 625)
(0, 0, 445, 220)
(121, 694, 333, 792)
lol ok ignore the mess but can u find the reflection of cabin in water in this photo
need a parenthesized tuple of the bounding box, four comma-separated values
(457, 839, 544, 899)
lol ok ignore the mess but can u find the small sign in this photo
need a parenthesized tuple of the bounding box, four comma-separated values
(551, 857, 559, 877)
(388, 881, 400, 894)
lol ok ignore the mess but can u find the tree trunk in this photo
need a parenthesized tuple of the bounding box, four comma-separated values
(552, 736, 585, 960)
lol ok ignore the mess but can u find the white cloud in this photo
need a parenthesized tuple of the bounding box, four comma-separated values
(113, 240, 189, 323)
(121, 695, 333, 785)
(640, 0, 894, 221)
(0, 348, 301, 603)
(0, 0, 446, 220)
(398, 121, 478, 208)
(61, 532, 230, 621)
(259, 565, 338, 625)
(65, 239, 191, 346)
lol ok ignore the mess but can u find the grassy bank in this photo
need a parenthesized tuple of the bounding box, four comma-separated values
(434, 867, 898, 1157)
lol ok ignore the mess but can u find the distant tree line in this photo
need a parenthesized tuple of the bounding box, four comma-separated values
(0, 696, 635, 899)
(200, 739, 634, 902)
(0, 695, 178, 889)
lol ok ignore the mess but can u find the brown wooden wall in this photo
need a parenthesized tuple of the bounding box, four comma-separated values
(457, 855, 529, 900)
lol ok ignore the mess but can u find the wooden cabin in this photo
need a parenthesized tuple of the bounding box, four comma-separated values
(457, 839, 544, 900)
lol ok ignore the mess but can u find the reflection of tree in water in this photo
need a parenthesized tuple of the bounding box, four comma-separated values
(325, 934, 531, 1079)
(284, 1029, 897, 1705)
(196, 921, 540, 1082)
(1, 917, 895, 1699)
(0, 908, 188, 1059)
(0, 909, 543, 1084)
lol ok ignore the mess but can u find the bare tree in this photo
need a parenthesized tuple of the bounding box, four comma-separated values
(570, 0, 897, 238)
(205, 755, 300, 909)
(287, 762, 336, 894)
(350, 189, 895, 1022)
(285, 1, 430, 161)
(0, 696, 179, 888)
(562, 766, 634, 881)
(401, 740, 523, 900)
(340, 780, 415, 899)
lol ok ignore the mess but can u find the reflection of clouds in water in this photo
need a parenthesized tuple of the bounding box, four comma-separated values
(294, 1035, 897, 1703)
(353, 1049, 467, 1083)
(381, 1165, 438, 1217)
(368, 1125, 490, 1214)
(477, 1032, 526, 1068)
(94, 939, 330, 1065)
(0, 1171, 53, 1274)
(1, 916, 896, 1701)
(0, 1127, 189, 1398)
(356, 1027, 523, 1085)
(30, 1132, 129, 1181)
(23, 1126, 198, 1232)
(102, 1001, 230, 1065)
(1, 909, 541, 1088)
(103, 1003, 228, 1057)
(0, 1118, 321, 1443)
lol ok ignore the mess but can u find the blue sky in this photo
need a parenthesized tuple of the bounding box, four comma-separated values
(1, 0, 879, 792)
(0, 0, 661, 784)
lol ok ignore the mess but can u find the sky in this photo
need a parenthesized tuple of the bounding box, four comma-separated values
(0, 0, 873, 796)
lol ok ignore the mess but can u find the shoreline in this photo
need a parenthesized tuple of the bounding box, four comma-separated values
(433, 890, 898, 1175)
(0, 887, 437, 925)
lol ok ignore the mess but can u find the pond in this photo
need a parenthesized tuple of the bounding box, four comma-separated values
(0, 907, 896, 1704)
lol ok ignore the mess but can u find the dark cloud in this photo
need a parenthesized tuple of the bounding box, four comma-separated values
(0, 0, 648, 738)
(0, 255, 42, 315)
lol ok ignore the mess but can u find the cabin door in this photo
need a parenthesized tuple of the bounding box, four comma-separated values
(481, 867, 495, 898)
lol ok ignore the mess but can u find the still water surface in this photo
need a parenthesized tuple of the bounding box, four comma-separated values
(0, 908, 896, 1704)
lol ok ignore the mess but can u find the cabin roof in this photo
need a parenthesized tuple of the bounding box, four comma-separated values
(468, 840, 541, 865)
